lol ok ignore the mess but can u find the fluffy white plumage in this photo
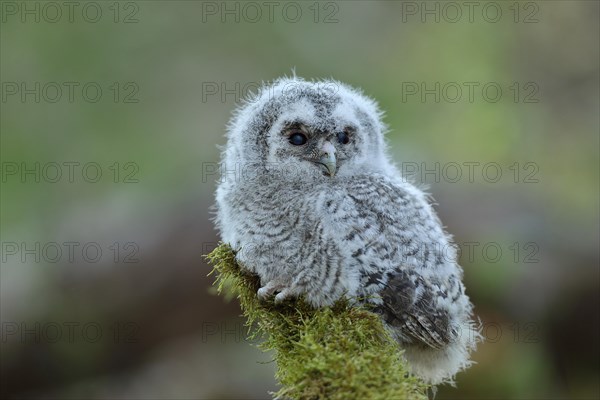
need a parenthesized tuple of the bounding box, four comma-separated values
(214, 76, 480, 384)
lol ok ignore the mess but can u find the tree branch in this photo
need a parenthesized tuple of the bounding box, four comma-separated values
(206, 243, 428, 400)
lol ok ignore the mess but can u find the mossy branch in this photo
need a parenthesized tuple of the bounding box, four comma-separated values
(206, 243, 428, 400)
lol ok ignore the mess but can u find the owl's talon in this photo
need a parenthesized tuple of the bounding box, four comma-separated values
(274, 288, 293, 303)
(257, 286, 276, 300)
(257, 281, 286, 300)
(257, 280, 297, 303)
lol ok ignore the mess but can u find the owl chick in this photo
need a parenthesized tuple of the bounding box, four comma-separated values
(214, 76, 480, 385)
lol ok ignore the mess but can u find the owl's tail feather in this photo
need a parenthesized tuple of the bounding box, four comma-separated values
(401, 318, 483, 385)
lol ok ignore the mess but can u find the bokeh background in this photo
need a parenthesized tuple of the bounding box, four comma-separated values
(1, 1, 598, 399)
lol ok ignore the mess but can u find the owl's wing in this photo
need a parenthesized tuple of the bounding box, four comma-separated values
(377, 272, 458, 349)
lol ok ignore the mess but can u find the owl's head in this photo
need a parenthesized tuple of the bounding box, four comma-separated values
(224, 77, 390, 184)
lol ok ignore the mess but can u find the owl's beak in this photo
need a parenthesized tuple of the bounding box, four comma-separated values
(317, 141, 337, 177)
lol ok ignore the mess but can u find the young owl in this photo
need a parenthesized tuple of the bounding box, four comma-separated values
(214, 77, 480, 385)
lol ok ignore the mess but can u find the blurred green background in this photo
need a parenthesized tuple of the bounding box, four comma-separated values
(1, 1, 598, 398)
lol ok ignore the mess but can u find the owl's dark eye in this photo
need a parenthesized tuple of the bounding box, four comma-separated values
(337, 131, 350, 145)
(289, 132, 308, 146)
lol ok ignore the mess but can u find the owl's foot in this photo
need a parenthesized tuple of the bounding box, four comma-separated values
(257, 280, 284, 300)
(257, 280, 297, 303)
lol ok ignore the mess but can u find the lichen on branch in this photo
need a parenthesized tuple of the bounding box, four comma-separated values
(206, 243, 428, 400)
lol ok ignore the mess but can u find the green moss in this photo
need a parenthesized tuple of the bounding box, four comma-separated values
(206, 243, 428, 400)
